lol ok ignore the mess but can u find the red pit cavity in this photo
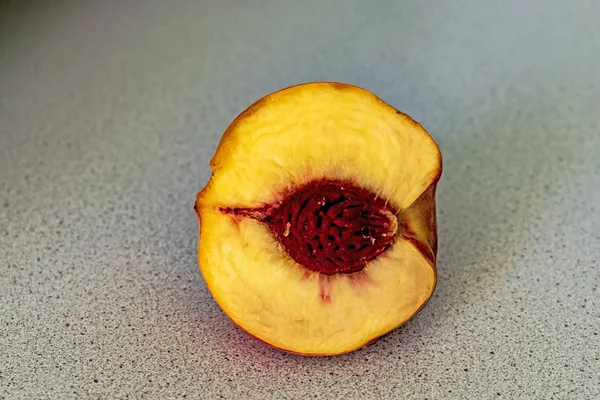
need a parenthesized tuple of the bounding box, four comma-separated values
(221, 180, 399, 275)
(268, 180, 398, 275)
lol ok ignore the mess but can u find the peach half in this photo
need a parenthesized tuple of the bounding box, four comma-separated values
(195, 82, 442, 356)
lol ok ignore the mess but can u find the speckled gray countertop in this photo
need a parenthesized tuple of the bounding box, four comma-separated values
(1, 1, 599, 399)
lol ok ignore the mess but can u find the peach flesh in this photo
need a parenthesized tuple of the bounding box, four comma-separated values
(220, 179, 398, 275)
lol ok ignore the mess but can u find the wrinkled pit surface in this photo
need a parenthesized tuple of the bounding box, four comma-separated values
(268, 180, 399, 274)
(220, 180, 399, 274)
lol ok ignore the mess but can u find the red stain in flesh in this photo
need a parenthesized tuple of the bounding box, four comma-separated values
(301, 270, 312, 281)
(318, 274, 332, 303)
(346, 270, 377, 290)
(228, 214, 242, 233)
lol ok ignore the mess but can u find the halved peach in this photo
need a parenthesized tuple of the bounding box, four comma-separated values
(195, 82, 442, 356)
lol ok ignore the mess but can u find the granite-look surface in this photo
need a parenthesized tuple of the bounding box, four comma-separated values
(1, 1, 599, 399)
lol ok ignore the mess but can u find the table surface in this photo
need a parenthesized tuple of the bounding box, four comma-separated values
(1, 1, 599, 399)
